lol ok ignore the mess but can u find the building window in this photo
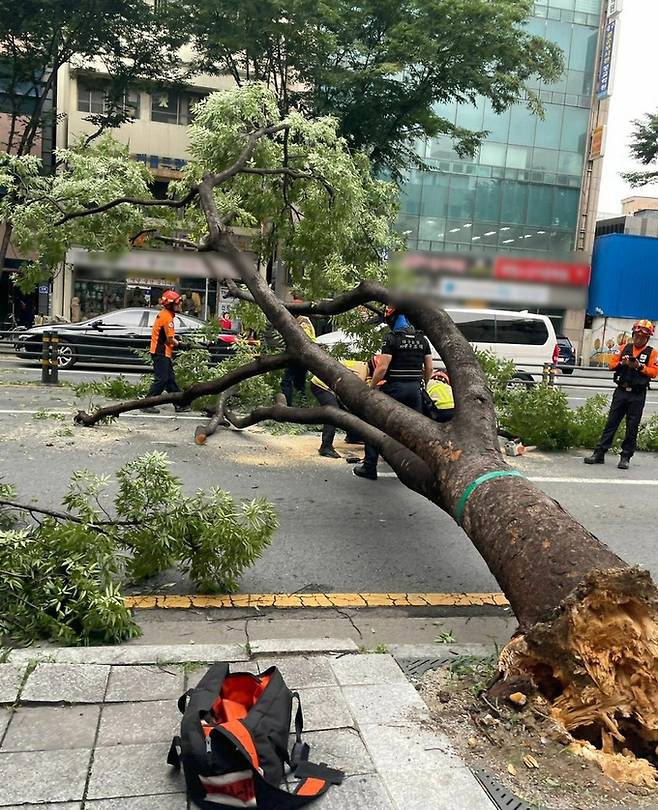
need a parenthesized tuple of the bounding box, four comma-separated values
(77, 81, 141, 119)
(151, 91, 204, 125)
(77, 83, 105, 114)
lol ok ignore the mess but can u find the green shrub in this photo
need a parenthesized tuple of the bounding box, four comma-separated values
(570, 393, 619, 450)
(475, 350, 517, 407)
(74, 374, 149, 400)
(638, 414, 658, 452)
(499, 385, 574, 450)
(1, 452, 278, 645)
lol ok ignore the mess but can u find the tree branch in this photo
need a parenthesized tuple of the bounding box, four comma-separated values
(194, 387, 235, 445)
(0, 499, 135, 527)
(75, 353, 293, 427)
(54, 187, 199, 226)
(240, 166, 334, 198)
(225, 395, 436, 500)
(225, 278, 389, 316)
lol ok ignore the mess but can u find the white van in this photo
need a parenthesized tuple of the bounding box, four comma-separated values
(316, 307, 559, 384)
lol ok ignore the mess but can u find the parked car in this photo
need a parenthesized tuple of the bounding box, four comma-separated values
(556, 335, 576, 374)
(14, 308, 247, 370)
(316, 307, 559, 386)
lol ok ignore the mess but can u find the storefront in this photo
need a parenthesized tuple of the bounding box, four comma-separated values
(60, 247, 244, 323)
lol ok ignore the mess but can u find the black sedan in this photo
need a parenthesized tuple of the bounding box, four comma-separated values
(14, 308, 242, 369)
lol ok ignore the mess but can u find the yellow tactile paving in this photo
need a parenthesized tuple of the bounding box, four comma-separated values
(124, 592, 509, 609)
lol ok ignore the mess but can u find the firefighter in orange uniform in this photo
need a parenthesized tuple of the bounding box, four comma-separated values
(584, 319, 658, 469)
(141, 290, 190, 414)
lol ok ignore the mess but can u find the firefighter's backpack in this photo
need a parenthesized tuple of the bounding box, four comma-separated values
(167, 662, 344, 809)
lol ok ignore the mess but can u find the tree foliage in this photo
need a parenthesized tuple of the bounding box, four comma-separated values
(182, 0, 562, 177)
(623, 110, 658, 187)
(0, 453, 277, 645)
(6, 84, 398, 310)
(0, 0, 187, 156)
(1, 137, 154, 290)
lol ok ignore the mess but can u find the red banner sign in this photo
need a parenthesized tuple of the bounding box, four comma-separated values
(493, 257, 591, 287)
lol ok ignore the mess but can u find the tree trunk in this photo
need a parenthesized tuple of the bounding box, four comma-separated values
(208, 244, 658, 782)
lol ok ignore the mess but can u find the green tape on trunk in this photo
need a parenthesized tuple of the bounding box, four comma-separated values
(454, 469, 525, 526)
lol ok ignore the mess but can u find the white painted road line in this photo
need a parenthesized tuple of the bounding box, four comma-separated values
(375, 472, 658, 485)
(528, 476, 658, 485)
(0, 408, 202, 421)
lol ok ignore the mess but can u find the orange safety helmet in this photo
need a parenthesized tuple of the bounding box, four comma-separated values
(161, 290, 182, 306)
(633, 319, 655, 336)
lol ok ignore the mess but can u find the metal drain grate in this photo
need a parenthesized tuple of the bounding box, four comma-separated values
(472, 769, 544, 810)
(395, 656, 457, 680)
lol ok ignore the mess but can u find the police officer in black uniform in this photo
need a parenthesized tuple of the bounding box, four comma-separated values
(353, 308, 432, 481)
(584, 319, 658, 470)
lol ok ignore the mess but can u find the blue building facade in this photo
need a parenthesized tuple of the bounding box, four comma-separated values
(397, 0, 603, 259)
(589, 234, 658, 320)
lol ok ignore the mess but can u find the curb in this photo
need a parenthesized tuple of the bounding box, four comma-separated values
(124, 592, 510, 609)
(4, 638, 361, 666)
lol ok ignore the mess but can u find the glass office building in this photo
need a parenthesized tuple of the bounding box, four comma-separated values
(397, 0, 603, 259)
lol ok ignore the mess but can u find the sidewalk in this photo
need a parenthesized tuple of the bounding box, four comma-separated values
(0, 639, 495, 810)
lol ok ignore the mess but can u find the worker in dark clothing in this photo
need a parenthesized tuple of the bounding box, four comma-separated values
(310, 359, 369, 458)
(353, 308, 432, 480)
(584, 319, 658, 469)
(141, 290, 190, 414)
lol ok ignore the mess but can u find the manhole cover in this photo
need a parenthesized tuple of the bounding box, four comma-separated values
(472, 769, 545, 810)
(395, 656, 457, 679)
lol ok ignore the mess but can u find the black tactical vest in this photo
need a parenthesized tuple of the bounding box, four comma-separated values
(613, 343, 654, 390)
(385, 329, 429, 382)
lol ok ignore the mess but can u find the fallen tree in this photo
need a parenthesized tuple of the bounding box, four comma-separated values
(10, 84, 658, 783)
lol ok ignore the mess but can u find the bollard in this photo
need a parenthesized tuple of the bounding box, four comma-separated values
(41, 333, 51, 384)
(542, 362, 556, 388)
(49, 330, 59, 385)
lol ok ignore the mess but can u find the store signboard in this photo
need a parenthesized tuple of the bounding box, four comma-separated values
(439, 277, 551, 306)
(66, 247, 242, 280)
(403, 251, 591, 288)
(590, 125, 606, 160)
(597, 18, 617, 99)
(607, 0, 622, 17)
(493, 257, 591, 287)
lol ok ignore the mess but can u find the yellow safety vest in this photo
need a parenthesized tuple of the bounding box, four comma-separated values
(310, 360, 368, 392)
(298, 316, 316, 341)
(426, 380, 454, 410)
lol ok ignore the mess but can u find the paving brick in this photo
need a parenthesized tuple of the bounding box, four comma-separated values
(293, 729, 375, 776)
(359, 724, 492, 810)
(105, 665, 185, 703)
(1, 805, 80, 810)
(21, 663, 110, 704)
(314, 773, 394, 809)
(0, 749, 91, 805)
(97, 700, 180, 746)
(8, 643, 248, 665)
(0, 709, 10, 743)
(256, 656, 337, 688)
(250, 638, 357, 656)
(87, 742, 186, 799)
(294, 687, 353, 731)
(0, 665, 26, 704)
(2, 705, 99, 751)
(85, 797, 186, 810)
(330, 654, 407, 687)
(341, 683, 429, 728)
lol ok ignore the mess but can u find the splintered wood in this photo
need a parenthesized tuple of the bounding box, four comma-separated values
(498, 568, 658, 787)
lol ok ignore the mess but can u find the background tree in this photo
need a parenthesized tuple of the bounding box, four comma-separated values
(7, 84, 658, 783)
(623, 109, 658, 187)
(0, 0, 187, 266)
(182, 0, 562, 177)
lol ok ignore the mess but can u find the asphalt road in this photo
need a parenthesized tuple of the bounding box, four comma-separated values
(1, 382, 657, 597)
(3, 356, 658, 414)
